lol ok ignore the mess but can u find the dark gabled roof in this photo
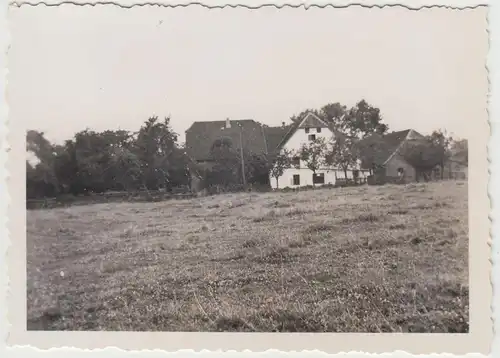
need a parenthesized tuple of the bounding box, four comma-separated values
(185, 112, 352, 162)
(359, 129, 424, 169)
(275, 112, 346, 150)
(275, 120, 301, 151)
(185, 119, 271, 161)
(383, 130, 411, 147)
(263, 125, 291, 154)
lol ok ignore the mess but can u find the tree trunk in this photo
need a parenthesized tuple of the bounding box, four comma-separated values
(344, 168, 348, 180)
(275, 176, 279, 189)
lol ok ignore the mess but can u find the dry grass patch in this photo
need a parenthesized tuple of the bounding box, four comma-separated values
(304, 223, 337, 234)
(340, 213, 381, 225)
(27, 181, 468, 332)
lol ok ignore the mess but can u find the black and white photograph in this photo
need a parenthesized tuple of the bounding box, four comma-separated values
(5, 1, 491, 351)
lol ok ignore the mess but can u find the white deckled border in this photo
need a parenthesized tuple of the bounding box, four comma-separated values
(1, 0, 10, 354)
(0, 0, 498, 358)
(5, 0, 492, 8)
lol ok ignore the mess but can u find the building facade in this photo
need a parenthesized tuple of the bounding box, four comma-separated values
(270, 112, 369, 189)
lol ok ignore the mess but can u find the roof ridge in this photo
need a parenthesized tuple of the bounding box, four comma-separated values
(382, 129, 414, 165)
(192, 119, 256, 123)
(297, 112, 329, 129)
(275, 111, 330, 150)
(388, 129, 412, 133)
(185, 118, 271, 161)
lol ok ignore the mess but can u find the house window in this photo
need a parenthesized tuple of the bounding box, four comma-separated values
(397, 168, 405, 177)
(308, 134, 316, 141)
(291, 156, 300, 167)
(305, 128, 310, 133)
(313, 173, 325, 184)
(317, 127, 322, 133)
(353, 170, 359, 179)
(293, 174, 300, 186)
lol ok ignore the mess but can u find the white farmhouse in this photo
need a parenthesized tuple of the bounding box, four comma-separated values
(269, 112, 369, 189)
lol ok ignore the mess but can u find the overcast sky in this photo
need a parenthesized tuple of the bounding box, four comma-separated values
(9, 5, 487, 144)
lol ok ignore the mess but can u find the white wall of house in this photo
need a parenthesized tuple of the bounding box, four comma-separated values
(284, 124, 332, 150)
(269, 117, 369, 189)
(271, 167, 369, 189)
(272, 168, 331, 189)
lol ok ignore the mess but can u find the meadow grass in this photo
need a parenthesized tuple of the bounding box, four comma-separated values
(26, 181, 468, 332)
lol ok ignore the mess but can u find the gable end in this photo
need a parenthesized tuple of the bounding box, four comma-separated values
(298, 113, 329, 129)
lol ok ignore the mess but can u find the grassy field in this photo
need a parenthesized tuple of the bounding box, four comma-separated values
(27, 181, 469, 332)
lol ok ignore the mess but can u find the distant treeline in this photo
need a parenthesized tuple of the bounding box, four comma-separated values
(26, 100, 468, 200)
(26, 116, 275, 200)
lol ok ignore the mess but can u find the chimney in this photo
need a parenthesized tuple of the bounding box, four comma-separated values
(226, 118, 231, 129)
(282, 121, 286, 128)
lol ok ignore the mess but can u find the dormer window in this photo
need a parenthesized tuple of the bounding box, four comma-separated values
(317, 127, 322, 133)
(305, 128, 310, 133)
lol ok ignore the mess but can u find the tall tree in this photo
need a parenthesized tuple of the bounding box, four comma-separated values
(291, 100, 388, 139)
(52, 140, 81, 194)
(26, 160, 58, 198)
(208, 137, 240, 188)
(167, 145, 192, 188)
(325, 136, 360, 180)
(450, 138, 468, 165)
(26, 114, 193, 198)
(26, 130, 59, 194)
(134, 116, 181, 190)
(320, 102, 348, 132)
(244, 152, 273, 187)
(269, 149, 292, 189)
(428, 129, 453, 179)
(298, 137, 328, 185)
(26, 129, 66, 198)
(356, 133, 390, 175)
(26, 130, 55, 165)
(400, 137, 445, 182)
(108, 146, 142, 191)
(72, 129, 121, 193)
(344, 100, 388, 138)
